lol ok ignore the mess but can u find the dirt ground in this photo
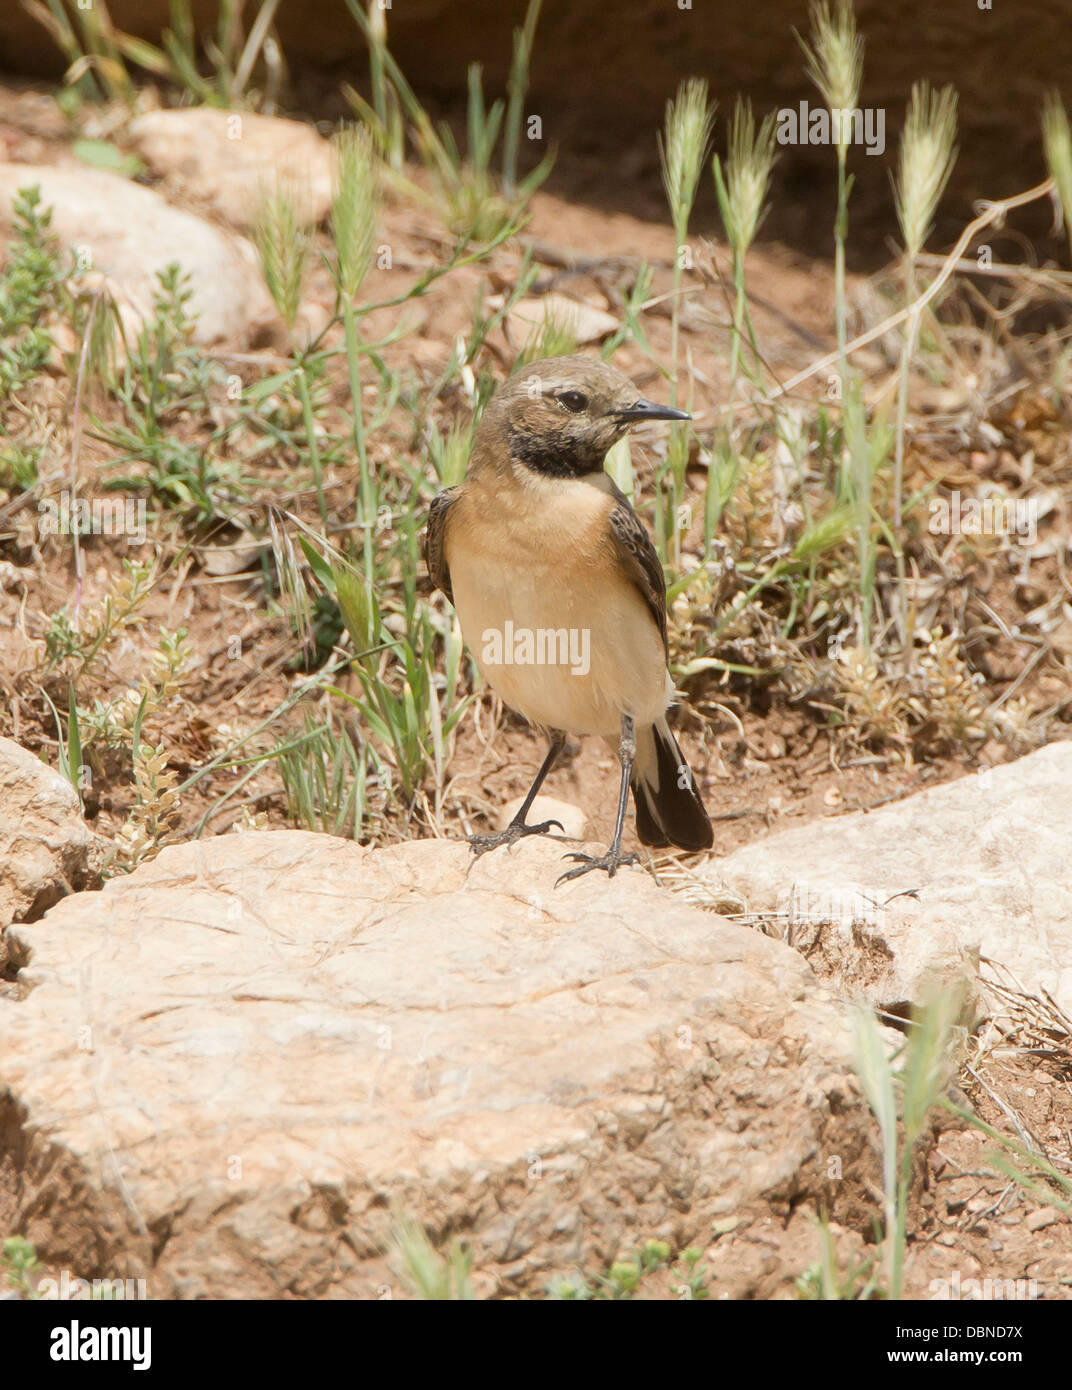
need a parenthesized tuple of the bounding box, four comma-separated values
(2, 78, 1071, 1299)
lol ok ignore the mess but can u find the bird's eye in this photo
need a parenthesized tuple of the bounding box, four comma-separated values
(557, 390, 588, 413)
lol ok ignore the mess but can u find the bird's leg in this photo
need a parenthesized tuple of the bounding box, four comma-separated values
(556, 714, 640, 886)
(469, 731, 568, 856)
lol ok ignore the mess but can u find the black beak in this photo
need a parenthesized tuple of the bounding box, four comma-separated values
(613, 398, 692, 423)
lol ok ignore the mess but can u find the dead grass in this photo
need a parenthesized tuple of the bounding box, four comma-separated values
(2, 0, 1072, 1300)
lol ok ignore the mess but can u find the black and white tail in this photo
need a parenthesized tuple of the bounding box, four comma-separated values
(631, 718, 713, 852)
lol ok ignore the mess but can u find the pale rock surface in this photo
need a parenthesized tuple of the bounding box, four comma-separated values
(496, 794, 589, 842)
(0, 737, 99, 935)
(0, 830, 885, 1298)
(0, 163, 275, 344)
(504, 292, 618, 347)
(128, 108, 336, 230)
(708, 743, 1072, 1012)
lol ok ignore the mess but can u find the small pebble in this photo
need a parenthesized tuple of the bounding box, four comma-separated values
(1026, 1206, 1059, 1233)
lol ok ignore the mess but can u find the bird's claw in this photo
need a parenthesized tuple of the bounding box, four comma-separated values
(468, 818, 565, 857)
(555, 847, 639, 886)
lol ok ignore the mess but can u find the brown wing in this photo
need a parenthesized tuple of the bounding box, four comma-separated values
(606, 484, 668, 657)
(425, 486, 460, 604)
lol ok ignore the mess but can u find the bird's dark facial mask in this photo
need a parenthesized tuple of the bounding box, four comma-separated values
(505, 377, 691, 480)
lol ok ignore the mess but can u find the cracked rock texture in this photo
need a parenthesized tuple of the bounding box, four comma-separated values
(0, 737, 99, 937)
(0, 830, 884, 1298)
(710, 743, 1072, 1014)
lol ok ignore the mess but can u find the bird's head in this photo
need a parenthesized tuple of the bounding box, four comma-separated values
(474, 355, 690, 480)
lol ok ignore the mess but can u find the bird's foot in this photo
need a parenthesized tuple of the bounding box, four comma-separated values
(555, 846, 639, 887)
(468, 818, 565, 858)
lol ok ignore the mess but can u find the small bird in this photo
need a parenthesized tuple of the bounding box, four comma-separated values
(426, 354, 713, 883)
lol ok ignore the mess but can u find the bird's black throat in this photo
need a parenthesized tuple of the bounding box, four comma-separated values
(507, 424, 606, 479)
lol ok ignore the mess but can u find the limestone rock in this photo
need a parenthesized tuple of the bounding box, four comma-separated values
(0, 737, 98, 933)
(0, 831, 883, 1299)
(496, 794, 588, 841)
(128, 109, 336, 230)
(0, 163, 275, 345)
(708, 743, 1072, 1013)
(504, 293, 618, 347)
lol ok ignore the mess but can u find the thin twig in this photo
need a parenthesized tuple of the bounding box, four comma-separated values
(769, 179, 1057, 403)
